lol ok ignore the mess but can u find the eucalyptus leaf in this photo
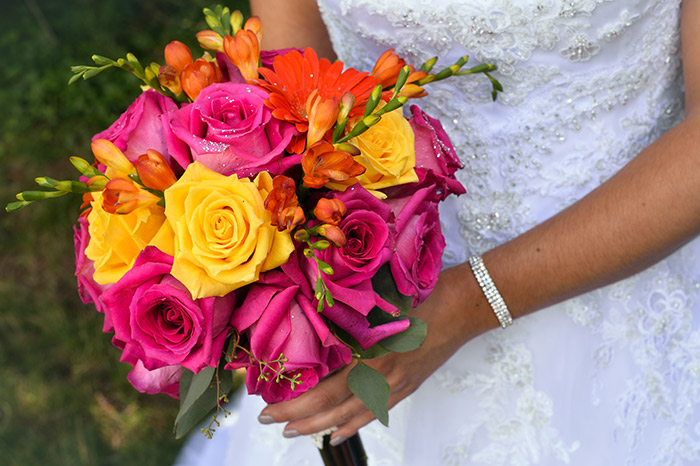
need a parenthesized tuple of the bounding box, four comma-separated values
(175, 367, 215, 426)
(378, 316, 426, 353)
(174, 367, 234, 439)
(347, 361, 390, 426)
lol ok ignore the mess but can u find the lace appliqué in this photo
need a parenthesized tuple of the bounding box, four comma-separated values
(435, 340, 579, 465)
(565, 252, 700, 465)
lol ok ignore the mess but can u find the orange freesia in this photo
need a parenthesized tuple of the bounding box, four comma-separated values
(314, 198, 346, 225)
(371, 49, 428, 91)
(91, 139, 135, 178)
(134, 150, 177, 191)
(102, 178, 160, 215)
(317, 224, 346, 247)
(264, 175, 305, 231)
(196, 30, 224, 52)
(181, 58, 223, 100)
(158, 65, 181, 95)
(80, 193, 94, 217)
(306, 90, 339, 146)
(301, 141, 365, 189)
(223, 29, 261, 81)
(254, 48, 378, 151)
(164, 41, 193, 74)
(397, 83, 428, 99)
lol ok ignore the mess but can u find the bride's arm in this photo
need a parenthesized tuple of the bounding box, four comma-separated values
(249, 0, 336, 59)
(256, 0, 700, 444)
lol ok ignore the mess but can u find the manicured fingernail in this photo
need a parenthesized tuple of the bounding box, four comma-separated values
(330, 435, 347, 447)
(283, 428, 300, 438)
(258, 414, 275, 424)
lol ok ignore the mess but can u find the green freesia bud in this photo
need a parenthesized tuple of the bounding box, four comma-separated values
(303, 248, 314, 258)
(364, 84, 384, 117)
(5, 200, 32, 212)
(35, 177, 59, 189)
(92, 55, 116, 66)
(333, 142, 361, 156)
(16, 190, 67, 201)
(317, 260, 334, 275)
(70, 156, 102, 177)
(392, 66, 411, 95)
(293, 229, 310, 242)
(419, 56, 438, 73)
(312, 240, 331, 250)
(376, 96, 407, 115)
(54, 180, 89, 193)
(230, 10, 244, 33)
(455, 55, 469, 68)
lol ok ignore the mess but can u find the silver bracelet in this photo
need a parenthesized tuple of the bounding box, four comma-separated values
(468, 255, 513, 329)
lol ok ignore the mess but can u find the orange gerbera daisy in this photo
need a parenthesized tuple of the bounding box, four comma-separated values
(254, 48, 378, 152)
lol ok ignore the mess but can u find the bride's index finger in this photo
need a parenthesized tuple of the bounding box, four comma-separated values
(257, 364, 354, 425)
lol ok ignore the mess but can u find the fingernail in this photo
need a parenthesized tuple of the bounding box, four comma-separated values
(283, 428, 300, 438)
(330, 435, 347, 447)
(258, 414, 275, 424)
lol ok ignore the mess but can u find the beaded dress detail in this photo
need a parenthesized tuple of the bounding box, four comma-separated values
(175, 1, 700, 465)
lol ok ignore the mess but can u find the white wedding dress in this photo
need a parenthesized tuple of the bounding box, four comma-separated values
(175, 0, 700, 464)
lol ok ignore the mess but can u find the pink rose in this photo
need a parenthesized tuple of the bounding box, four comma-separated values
(163, 82, 298, 177)
(305, 186, 410, 349)
(386, 181, 446, 305)
(408, 105, 465, 198)
(102, 247, 236, 374)
(93, 89, 179, 163)
(124, 357, 181, 399)
(322, 185, 395, 288)
(74, 216, 113, 331)
(227, 268, 351, 403)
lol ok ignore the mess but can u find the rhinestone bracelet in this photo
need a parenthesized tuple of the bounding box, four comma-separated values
(468, 255, 513, 329)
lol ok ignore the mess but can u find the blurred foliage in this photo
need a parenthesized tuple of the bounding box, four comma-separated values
(0, 1, 249, 465)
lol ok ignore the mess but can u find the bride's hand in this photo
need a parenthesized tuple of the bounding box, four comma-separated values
(257, 263, 495, 445)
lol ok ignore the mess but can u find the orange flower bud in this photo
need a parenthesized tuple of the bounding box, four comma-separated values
(196, 30, 224, 52)
(314, 198, 346, 225)
(244, 16, 263, 42)
(180, 58, 223, 101)
(397, 83, 427, 99)
(223, 29, 260, 81)
(317, 224, 347, 247)
(91, 139, 135, 177)
(164, 41, 193, 74)
(371, 49, 428, 92)
(158, 64, 182, 95)
(102, 178, 159, 214)
(306, 90, 339, 147)
(135, 150, 178, 191)
(302, 141, 366, 189)
(264, 175, 306, 231)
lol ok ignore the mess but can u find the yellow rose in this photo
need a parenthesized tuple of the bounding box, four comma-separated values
(164, 162, 294, 299)
(329, 106, 419, 194)
(85, 192, 173, 285)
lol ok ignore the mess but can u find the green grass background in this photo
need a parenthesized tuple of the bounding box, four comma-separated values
(0, 1, 249, 464)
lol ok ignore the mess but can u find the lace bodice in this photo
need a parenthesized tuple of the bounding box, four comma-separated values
(318, 0, 684, 262)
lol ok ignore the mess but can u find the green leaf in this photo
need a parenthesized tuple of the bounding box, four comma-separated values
(175, 367, 215, 427)
(174, 366, 235, 439)
(378, 317, 426, 353)
(347, 361, 390, 426)
(371, 264, 413, 316)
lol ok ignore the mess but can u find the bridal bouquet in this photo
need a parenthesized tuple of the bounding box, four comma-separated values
(7, 5, 499, 439)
